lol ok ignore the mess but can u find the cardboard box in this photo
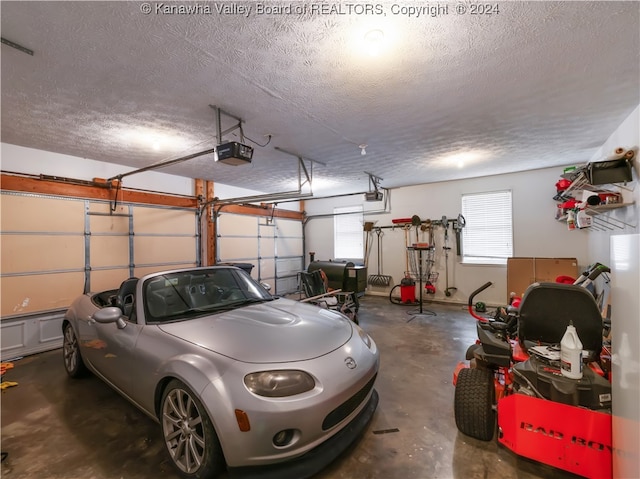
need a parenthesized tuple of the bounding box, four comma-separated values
(507, 257, 579, 301)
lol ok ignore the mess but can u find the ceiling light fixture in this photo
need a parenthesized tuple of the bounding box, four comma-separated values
(119, 128, 188, 152)
(438, 150, 491, 169)
(359, 144, 367, 156)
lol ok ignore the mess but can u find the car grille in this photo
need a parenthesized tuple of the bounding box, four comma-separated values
(322, 373, 377, 431)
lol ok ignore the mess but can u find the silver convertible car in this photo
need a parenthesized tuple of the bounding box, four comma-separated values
(62, 266, 379, 479)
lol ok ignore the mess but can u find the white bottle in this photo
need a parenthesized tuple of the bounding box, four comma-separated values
(560, 322, 583, 379)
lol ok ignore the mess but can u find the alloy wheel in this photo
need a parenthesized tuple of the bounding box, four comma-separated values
(162, 388, 206, 474)
(63, 326, 78, 373)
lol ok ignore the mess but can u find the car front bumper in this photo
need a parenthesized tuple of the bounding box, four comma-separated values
(227, 388, 379, 479)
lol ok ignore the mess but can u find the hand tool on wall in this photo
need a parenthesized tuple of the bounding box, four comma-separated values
(442, 216, 457, 297)
(368, 228, 392, 286)
(363, 222, 374, 269)
(411, 215, 421, 243)
(454, 214, 466, 257)
(403, 225, 410, 273)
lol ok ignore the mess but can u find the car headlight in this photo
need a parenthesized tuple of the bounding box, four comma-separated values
(244, 370, 315, 397)
(358, 328, 372, 349)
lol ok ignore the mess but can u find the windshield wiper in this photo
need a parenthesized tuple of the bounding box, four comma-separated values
(225, 297, 273, 308)
(191, 298, 272, 312)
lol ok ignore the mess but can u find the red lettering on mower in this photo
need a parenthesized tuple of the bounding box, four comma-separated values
(571, 436, 611, 452)
(520, 423, 613, 450)
(520, 422, 563, 440)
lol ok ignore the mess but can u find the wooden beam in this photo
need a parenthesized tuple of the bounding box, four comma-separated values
(194, 179, 204, 200)
(206, 181, 215, 266)
(194, 179, 205, 266)
(216, 203, 304, 220)
(2, 174, 305, 220)
(1, 174, 197, 208)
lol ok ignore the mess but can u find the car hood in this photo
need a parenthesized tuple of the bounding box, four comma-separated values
(157, 298, 353, 363)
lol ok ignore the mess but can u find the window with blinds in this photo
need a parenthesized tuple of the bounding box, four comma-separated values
(461, 190, 513, 265)
(334, 206, 364, 260)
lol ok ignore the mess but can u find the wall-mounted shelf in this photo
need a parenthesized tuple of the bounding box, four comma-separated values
(585, 203, 635, 215)
(554, 149, 637, 231)
(585, 203, 636, 230)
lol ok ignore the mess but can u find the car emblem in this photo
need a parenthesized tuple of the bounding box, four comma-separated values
(344, 357, 357, 369)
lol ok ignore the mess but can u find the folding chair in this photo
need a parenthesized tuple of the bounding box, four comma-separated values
(299, 270, 359, 324)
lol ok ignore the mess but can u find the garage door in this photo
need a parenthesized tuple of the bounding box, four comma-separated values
(0, 191, 197, 359)
(274, 218, 304, 294)
(216, 213, 303, 295)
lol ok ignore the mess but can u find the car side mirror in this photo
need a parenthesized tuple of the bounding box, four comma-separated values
(92, 307, 127, 329)
(261, 282, 272, 292)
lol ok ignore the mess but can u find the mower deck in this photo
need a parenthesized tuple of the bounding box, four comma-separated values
(498, 394, 612, 479)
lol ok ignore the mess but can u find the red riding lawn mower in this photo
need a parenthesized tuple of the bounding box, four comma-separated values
(453, 263, 613, 479)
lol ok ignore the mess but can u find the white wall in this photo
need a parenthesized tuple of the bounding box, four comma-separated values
(0, 142, 303, 211)
(305, 166, 590, 305)
(1, 143, 194, 196)
(587, 105, 639, 263)
(585, 105, 639, 479)
(214, 183, 301, 212)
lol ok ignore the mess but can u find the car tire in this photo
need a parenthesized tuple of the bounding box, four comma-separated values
(161, 379, 225, 479)
(62, 323, 88, 378)
(454, 367, 495, 441)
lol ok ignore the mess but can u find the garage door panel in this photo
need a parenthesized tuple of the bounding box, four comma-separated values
(88, 202, 127, 215)
(276, 257, 304, 276)
(132, 207, 195, 234)
(1, 235, 84, 273)
(260, 237, 275, 257)
(276, 219, 302, 237)
(90, 216, 129, 235)
(1, 194, 84, 232)
(134, 236, 196, 264)
(276, 239, 303, 257)
(259, 259, 275, 279)
(276, 276, 299, 295)
(90, 236, 129, 268)
(0, 192, 199, 361)
(1, 320, 26, 355)
(1, 272, 84, 316)
(90, 268, 130, 293)
(218, 214, 258, 236)
(275, 218, 302, 258)
(218, 237, 258, 261)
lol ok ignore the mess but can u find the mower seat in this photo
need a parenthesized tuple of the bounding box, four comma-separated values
(518, 282, 603, 360)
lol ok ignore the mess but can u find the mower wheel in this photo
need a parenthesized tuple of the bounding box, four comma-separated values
(454, 367, 495, 441)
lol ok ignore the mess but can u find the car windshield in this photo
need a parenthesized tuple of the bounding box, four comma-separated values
(143, 267, 273, 323)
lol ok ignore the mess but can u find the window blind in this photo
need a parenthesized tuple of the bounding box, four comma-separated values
(334, 206, 363, 260)
(461, 190, 513, 264)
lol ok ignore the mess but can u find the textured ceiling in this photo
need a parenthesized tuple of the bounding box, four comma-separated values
(2, 1, 639, 196)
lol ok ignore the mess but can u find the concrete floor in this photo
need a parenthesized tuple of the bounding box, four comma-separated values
(1, 295, 580, 479)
